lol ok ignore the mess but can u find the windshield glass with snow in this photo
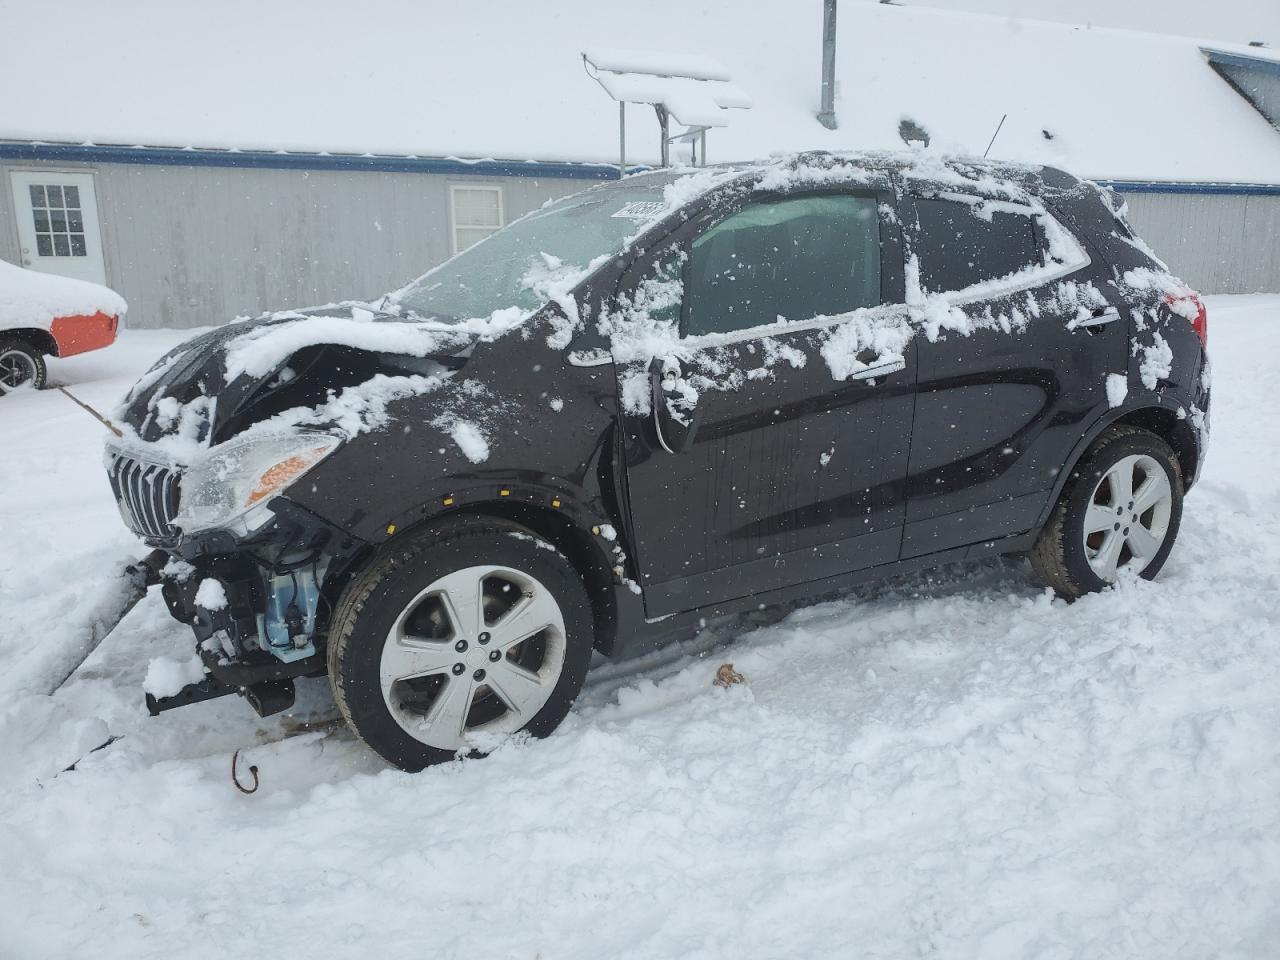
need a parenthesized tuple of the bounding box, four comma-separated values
(392, 172, 684, 322)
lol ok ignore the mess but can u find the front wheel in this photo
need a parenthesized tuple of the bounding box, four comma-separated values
(1030, 425, 1184, 599)
(0, 337, 47, 393)
(327, 518, 594, 771)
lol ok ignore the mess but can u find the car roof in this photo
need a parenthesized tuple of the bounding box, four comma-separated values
(610, 150, 1082, 207)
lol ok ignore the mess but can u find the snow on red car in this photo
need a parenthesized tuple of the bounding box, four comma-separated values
(0, 259, 127, 393)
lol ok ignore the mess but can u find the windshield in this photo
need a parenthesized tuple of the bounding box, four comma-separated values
(391, 172, 685, 322)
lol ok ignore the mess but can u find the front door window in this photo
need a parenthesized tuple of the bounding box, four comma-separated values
(685, 195, 884, 336)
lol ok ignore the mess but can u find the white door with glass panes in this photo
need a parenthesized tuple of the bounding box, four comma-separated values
(9, 171, 107, 284)
(449, 185, 503, 255)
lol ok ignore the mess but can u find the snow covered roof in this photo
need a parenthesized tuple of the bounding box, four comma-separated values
(3, 1, 1280, 184)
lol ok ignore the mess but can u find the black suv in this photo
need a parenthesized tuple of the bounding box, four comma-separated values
(106, 152, 1210, 770)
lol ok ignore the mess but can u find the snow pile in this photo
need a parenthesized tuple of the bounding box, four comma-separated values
(0, 259, 127, 331)
(1139, 334, 1174, 390)
(0, 298, 1275, 958)
(193, 579, 227, 611)
(1106, 372, 1129, 408)
(437, 418, 490, 464)
(142, 654, 205, 699)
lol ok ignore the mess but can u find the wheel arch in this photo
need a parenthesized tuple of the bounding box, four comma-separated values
(1109, 405, 1200, 490)
(1035, 401, 1201, 531)
(1, 327, 58, 357)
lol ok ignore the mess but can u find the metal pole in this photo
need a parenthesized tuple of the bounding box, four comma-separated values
(817, 0, 838, 130)
(656, 105, 670, 167)
(700, 129, 707, 166)
(619, 101, 626, 177)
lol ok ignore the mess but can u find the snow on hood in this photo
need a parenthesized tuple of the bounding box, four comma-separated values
(113, 303, 483, 461)
(0, 260, 127, 331)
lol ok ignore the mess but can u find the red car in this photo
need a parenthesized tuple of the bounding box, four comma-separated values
(0, 260, 126, 393)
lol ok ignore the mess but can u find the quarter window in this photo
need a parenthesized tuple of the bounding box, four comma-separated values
(450, 185, 504, 254)
(684, 195, 883, 337)
(911, 198, 1041, 295)
(28, 183, 87, 258)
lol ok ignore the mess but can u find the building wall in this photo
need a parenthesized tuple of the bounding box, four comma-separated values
(1117, 190, 1280, 294)
(2, 160, 1278, 333)
(0, 160, 588, 329)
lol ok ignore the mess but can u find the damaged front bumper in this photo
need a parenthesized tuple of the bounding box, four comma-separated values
(127, 501, 366, 719)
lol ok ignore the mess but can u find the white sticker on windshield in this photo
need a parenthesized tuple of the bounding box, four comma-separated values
(611, 201, 666, 220)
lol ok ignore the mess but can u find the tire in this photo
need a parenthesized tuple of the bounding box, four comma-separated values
(0, 337, 47, 394)
(327, 517, 594, 771)
(1030, 424, 1183, 599)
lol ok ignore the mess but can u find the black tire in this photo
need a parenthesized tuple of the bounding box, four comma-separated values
(1030, 424, 1184, 599)
(327, 517, 594, 771)
(0, 336, 47, 393)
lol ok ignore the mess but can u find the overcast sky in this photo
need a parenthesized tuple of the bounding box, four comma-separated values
(903, 0, 1278, 45)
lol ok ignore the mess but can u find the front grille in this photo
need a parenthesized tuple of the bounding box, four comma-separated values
(107, 453, 182, 543)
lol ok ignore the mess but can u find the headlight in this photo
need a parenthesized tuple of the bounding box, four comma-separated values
(171, 431, 340, 536)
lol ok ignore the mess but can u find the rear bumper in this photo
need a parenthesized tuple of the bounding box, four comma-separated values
(49, 311, 118, 357)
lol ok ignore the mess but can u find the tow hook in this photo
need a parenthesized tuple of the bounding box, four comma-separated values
(126, 548, 169, 593)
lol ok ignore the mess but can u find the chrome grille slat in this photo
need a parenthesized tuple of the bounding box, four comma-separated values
(107, 451, 181, 543)
(141, 466, 163, 538)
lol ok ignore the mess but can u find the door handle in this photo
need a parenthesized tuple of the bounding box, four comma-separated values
(651, 357, 696, 454)
(847, 356, 906, 381)
(1071, 307, 1122, 330)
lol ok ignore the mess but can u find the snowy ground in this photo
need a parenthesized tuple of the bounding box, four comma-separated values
(2, 297, 1279, 959)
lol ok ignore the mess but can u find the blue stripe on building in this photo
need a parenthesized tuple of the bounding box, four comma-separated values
(4, 141, 1280, 195)
(1099, 180, 1280, 197)
(0, 141, 629, 180)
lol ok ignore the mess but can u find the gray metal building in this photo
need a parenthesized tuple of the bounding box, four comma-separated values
(0, 147, 600, 329)
(2, 141, 1278, 330)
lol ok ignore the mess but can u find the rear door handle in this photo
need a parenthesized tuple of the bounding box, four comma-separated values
(847, 356, 906, 381)
(1072, 307, 1123, 330)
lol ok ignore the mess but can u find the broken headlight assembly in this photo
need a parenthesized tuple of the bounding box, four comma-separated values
(171, 431, 340, 537)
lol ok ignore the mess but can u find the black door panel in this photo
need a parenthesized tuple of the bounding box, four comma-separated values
(901, 194, 1128, 548)
(623, 334, 915, 613)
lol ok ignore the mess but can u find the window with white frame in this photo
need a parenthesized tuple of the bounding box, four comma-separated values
(450, 185, 504, 254)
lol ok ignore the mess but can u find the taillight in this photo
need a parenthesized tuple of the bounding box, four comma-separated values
(1163, 291, 1208, 349)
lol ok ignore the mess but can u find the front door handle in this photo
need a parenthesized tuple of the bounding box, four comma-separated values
(1072, 307, 1123, 330)
(651, 357, 697, 453)
(847, 356, 906, 382)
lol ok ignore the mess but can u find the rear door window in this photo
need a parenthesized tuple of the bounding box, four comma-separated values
(911, 197, 1041, 295)
(684, 195, 883, 337)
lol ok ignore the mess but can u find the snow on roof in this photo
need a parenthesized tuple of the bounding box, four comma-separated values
(582, 48, 733, 82)
(3, 1, 1280, 184)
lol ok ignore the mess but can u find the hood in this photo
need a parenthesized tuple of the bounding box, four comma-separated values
(116, 305, 480, 452)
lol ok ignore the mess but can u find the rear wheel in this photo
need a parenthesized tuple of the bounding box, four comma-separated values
(0, 337, 46, 393)
(1030, 425, 1183, 598)
(327, 518, 594, 771)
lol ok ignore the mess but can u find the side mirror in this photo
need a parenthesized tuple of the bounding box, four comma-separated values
(649, 356, 698, 453)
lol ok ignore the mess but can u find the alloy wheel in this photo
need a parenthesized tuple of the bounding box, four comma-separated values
(1082, 453, 1174, 581)
(379, 564, 567, 751)
(0, 349, 38, 390)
